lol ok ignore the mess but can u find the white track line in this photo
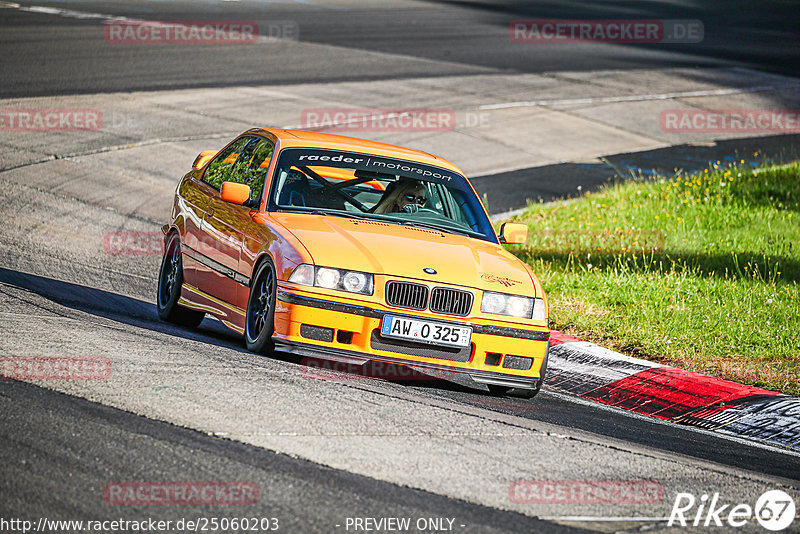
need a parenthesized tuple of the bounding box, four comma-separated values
(541, 516, 670, 522)
(0, 1, 309, 40)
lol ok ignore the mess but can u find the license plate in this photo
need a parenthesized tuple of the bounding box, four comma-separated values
(380, 315, 472, 348)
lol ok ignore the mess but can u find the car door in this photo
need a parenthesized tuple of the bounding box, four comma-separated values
(179, 137, 248, 289)
(201, 136, 275, 307)
(176, 172, 209, 289)
(187, 135, 255, 304)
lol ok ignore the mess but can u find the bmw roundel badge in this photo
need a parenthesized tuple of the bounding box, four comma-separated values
(423, 267, 437, 275)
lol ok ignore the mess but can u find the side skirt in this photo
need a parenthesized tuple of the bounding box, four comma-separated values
(179, 283, 246, 335)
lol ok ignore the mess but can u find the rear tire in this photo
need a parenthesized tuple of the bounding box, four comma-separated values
(157, 233, 205, 327)
(245, 258, 277, 354)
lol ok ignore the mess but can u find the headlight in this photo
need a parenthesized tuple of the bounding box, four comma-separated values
(288, 264, 374, 295)
(315, 267, 340, 289)
(481, 291, 543, 319)
(481, 292, 507, 314)
(342, 271, 370, 293)
(507, 296, 532, 317)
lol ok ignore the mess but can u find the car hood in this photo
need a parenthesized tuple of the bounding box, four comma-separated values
(271, 212, 537, 295)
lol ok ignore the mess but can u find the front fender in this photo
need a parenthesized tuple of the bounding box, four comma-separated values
(243, 213, 313, 283)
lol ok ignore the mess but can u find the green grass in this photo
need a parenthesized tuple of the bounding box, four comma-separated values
(506, 159, 800, 395)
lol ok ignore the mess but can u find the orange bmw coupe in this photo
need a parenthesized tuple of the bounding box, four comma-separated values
(158, 129, 550, 397)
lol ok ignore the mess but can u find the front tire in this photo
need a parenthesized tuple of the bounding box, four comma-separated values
(488, 349, 548, 399)
(157, 233, 205, 327)
(488, 381, 542, 399)
(245, 258, 277, 354)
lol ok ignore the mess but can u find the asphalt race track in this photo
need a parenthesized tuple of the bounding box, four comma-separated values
(1, 379, 577, 534)
(1, 0, 798, 97)
(1, 1, 799, 532)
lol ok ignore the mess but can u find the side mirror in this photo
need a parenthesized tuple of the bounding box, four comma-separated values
(499, 222, 528, 245)
(192, 150, 218, 170)
(220, 182, 251, 205)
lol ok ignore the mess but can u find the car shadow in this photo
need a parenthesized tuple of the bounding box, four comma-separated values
(0, 267, 491, 395)
(0, 266, 249, 353)
(297, 355, 482, 394)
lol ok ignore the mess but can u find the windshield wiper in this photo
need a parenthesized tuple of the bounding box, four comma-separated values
(306, 209, 343, 217)
(301, 209, 378, 222)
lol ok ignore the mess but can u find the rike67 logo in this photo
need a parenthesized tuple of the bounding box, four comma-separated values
(669, 490, 796, 531)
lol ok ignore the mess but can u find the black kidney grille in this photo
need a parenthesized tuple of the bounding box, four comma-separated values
(385, 281, 429, 310)
(430, 287, 473, 316)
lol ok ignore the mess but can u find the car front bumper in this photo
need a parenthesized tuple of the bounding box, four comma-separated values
(273, 287, 550, 390)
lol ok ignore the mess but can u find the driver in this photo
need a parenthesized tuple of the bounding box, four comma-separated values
(373, 179, 427, 214)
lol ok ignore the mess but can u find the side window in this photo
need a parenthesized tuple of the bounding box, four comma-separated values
(203, 136, 253, 190)
(228, 138, 275, 201)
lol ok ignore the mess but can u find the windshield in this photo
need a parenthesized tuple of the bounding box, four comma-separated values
(268, 148, 498, 243)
